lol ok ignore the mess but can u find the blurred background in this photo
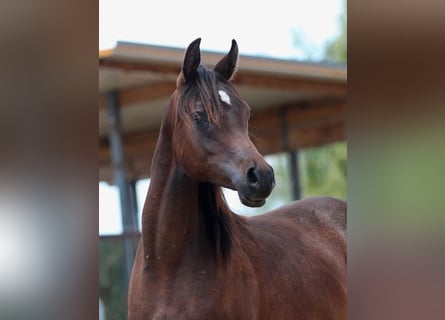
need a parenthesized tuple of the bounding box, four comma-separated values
(99, 1, 346, 319)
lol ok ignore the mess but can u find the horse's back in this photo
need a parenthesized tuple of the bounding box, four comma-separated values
(263, 196, 345, 230)
(244, 196, 347, 320)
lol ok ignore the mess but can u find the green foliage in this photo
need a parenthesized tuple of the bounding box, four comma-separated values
(324, 0, 347, 63)
(99, 240, 127, 320)
(299, 142, 347, 200)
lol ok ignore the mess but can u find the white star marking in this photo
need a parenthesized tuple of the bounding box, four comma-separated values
(218, 90, 231, 105)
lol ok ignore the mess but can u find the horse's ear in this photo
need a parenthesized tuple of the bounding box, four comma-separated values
(214, 39, 238, 80)
(181, 38, 201, 83)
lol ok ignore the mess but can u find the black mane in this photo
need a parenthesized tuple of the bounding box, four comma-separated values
(198, 182, 246, 263)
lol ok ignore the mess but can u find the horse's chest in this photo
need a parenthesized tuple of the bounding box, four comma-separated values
(150, 302, 228, 320)
(133, 266, 257, 320)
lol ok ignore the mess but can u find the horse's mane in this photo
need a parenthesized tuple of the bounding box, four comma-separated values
(198, 182, 247, 263)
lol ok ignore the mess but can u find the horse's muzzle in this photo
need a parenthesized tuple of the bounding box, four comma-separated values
(238, 165, 275, 207)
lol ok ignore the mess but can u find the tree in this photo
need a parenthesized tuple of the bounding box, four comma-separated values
(299, 142, 347, 200)
(324, 0, 347, 63)
(99, 240, 127, 320)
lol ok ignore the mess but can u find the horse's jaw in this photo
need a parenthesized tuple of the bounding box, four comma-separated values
(237, 191, 266, 208)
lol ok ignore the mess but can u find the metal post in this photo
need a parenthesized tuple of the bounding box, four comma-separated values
(289, 151, 301, 200)
(129, 180, 139, 230)
(280, 106, 301, 201)
(106, 91, 138, 287)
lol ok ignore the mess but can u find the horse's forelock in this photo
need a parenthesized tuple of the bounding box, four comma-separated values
(177, 65, 224, 127)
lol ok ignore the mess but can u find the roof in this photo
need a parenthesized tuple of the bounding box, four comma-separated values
(99, 41, 347, 182)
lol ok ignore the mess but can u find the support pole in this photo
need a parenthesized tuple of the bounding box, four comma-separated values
(129, 180, 139, 230)
(288, 151, 301, 200)
(280, 106, 301, 201)
(106, 91, 138, 287)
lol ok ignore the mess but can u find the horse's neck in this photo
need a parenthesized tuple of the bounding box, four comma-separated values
(141, 130, 206, 271)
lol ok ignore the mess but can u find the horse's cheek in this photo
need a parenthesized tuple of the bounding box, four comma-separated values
(176, 141, 206, 178)
(176, 137, 192, 162)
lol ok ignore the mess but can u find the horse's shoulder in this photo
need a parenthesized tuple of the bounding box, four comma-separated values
(248, 196, 346, 233)
(288, 196, 346, 231)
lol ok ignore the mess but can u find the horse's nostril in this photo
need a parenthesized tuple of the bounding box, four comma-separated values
(247, 167, 258, 185)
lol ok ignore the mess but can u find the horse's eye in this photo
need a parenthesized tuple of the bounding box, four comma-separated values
(192, 111, 209, 127)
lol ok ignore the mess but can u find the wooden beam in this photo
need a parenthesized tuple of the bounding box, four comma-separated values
(251, 121, 345, 155)
(99, 59, 180, 76)
(99, 81, 176, 109)
(233, 72, 346, 96)
(99, 76, 345, 111)
(248, 99, 346, 142)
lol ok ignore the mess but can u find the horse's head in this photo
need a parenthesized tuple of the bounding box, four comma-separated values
(169, 38, 275, 207)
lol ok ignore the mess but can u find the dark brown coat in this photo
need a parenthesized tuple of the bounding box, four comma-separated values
(128, 38, 346, 320)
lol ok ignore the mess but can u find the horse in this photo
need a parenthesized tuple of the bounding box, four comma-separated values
(128, 38, 346, 320)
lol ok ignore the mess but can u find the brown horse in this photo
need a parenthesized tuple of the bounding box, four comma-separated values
(128, 38, 346, 320)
